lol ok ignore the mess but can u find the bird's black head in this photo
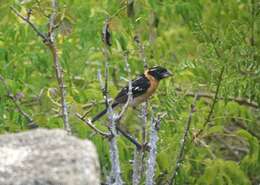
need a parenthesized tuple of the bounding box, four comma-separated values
(147, 66, 172, 80)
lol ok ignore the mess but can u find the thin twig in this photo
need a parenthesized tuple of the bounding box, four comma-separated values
(48, 43, 71, 134)
(110, 4, 128, 19)
(134, 35, 148, 69)
(169, 94, 198, 185)
(116, 125, 144, 150)
(0, 75, 38, 128)
(10, 6, 48, 42)
(115, 51, 133, 120)
(75, 113, 110, 138)
(193, 66, 225, 140)
(135, 35, 148, 143)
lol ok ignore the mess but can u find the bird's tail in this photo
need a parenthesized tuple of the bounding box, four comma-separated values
(91, 102, 119, 123)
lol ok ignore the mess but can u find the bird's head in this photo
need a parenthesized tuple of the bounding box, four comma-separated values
(147, 66, 172, 80)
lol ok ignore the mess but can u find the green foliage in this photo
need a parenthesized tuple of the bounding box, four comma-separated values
(0, 0, 259, 184)
(197, 159, 250, 185)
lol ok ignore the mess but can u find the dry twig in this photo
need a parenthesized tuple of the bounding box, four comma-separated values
(75, 113, 110, 138)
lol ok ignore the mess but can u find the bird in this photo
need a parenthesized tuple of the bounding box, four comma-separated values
(91, 66, 172, 123)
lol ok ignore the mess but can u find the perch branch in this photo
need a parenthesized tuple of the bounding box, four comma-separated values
(116, 125, 144, 150)
(75, 113, 110, 138)
(115, 51, 133, 120)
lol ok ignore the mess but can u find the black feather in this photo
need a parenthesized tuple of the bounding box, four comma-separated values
(91, 102, 119, 123)
(114, 74, 150, 104)
(91, 75, 150, 123)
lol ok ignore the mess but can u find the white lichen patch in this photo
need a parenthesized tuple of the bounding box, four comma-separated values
(0, 146, 29, 172)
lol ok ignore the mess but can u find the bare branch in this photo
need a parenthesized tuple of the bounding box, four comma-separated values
(47, 0, 71, 135)
(0, 75, 38, 128)
(48, 44, 71, 134)
(11, 3, 71, 134)
(145, 111, 166, 185)
(48, 0, 58, 42)
(116, 125, 144, 150)
(10, 6, 48, 42)
(132, 148, 143, 185)
(115, 51, 133, 120)
(169, 94, 198, 185)
(100, 20, 123, 184)
(75, 113, 110, 138)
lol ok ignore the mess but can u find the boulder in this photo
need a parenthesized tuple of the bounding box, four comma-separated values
(0, 129, 100, 185)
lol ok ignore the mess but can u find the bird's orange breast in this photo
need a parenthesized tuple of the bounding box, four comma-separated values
(130, 71, 159, 106)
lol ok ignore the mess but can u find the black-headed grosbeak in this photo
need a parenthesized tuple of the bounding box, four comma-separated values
(91, 66, 172, 122)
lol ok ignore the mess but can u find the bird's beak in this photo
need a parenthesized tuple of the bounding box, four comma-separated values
(163, 70, 173, 78)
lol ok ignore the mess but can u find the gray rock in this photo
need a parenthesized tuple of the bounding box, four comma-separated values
(0, 129, 100, 185)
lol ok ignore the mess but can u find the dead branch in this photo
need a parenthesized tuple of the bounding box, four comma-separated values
(10, 1, 71, 135)
(10, 7, 48, 41)
(115, 51, 133, 120)
(101, 18, 123, 185)
(132, 149, 143, 185)
(75, 113, 111, 138)
(145, 111, 166, 185)
(116, 125, 144, 150)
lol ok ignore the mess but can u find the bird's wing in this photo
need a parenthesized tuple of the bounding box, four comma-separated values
(114, 74, 150, 104)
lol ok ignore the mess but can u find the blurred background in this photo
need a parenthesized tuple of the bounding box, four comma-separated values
(0, 0, 259, 184)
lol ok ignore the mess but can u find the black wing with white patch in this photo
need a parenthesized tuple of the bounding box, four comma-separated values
(114, 74, 150, 104)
